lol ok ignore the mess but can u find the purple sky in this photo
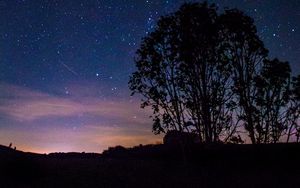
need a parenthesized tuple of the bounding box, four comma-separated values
(0, 0, 299, 153)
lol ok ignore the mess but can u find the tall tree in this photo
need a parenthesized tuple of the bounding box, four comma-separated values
(219, 9, 269, 144)
(129, 3, 239, 142)
(177, 3, 235, 143)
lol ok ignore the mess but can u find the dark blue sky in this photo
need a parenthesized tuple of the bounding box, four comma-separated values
(0, 0, 299, 153)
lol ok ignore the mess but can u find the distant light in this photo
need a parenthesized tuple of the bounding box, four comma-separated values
(292, 29, 295, 32)
(273, 33, 276, 37)
(96, 73, 99, 77)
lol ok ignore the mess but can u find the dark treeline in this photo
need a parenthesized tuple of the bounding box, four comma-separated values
(129, 2, 300, 144)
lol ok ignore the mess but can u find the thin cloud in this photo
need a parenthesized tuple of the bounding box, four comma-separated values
(0, 83, 149, 123)
(0, 82, 160, 153)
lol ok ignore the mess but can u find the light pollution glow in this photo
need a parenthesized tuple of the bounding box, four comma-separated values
(0, 82, 162, 153)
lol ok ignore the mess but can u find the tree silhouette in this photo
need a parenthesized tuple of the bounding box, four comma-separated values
(129, 3, 238, 142)
(176, 4, 236, 143)
(218, 9, 269, 144)
(254, 59, 291, 143)
(129, 2, 296, 144)
(286, 75, 300, 142)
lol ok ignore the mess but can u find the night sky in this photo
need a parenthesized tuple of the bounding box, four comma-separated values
(0, 0, 299, 153)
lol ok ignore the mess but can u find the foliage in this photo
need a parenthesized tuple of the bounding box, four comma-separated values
(129, 2, 299, 144)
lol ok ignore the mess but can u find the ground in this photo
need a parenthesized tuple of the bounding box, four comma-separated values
(0, 143, 300, 188)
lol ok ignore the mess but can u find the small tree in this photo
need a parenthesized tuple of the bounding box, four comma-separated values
(254, 59, 291, 143)
(286, 75, 300, 142)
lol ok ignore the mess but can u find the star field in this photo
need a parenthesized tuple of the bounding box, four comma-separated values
(0, 0, 299, 153)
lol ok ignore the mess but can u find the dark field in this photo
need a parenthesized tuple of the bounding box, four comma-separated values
(1, 144, 300, 188)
